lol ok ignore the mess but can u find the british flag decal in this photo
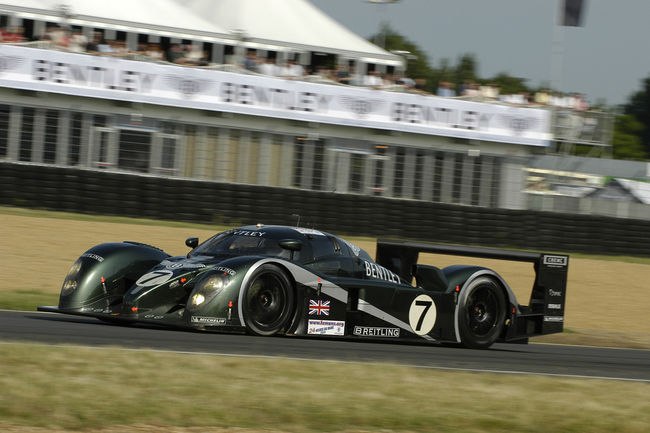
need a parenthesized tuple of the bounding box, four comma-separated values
(309, 299, 330, 316)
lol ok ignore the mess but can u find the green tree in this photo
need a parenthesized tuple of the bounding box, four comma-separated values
(624, 75, 650, 157)
(611, 114, 647, 160)
(454, 53, 478, 89)
(485, 73, 529, 96)
(373, 24, 436, 91)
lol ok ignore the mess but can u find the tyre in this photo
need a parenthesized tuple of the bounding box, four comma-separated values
(242, 264, 295, 336)
(458, 276, 506, 349)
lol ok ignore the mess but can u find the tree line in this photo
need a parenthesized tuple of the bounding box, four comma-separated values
(375, 25, 650, 161)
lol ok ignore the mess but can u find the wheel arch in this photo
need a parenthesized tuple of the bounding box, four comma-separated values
(236, 258, 299, 329)
(452, 269, 517, 344)
(59, 242, 170, 312)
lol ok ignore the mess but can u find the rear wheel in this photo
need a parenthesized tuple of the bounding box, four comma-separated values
(458, 276, 506, 349)
(242, 264, 294, 336)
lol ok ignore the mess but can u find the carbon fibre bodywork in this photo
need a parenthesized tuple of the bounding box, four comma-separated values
(39, 225, 569, 349)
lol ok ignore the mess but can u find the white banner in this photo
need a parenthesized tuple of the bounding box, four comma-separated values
(0, 45, 552, 146)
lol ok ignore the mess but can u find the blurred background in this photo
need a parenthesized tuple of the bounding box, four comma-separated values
(1, 0, 649, 255)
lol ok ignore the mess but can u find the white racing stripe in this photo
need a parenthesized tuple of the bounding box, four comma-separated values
(358, 299, 436, 341)
(237, 259, 434, 341)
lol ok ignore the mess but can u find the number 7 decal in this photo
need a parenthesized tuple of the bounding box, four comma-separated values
(408, 294, 437, 336)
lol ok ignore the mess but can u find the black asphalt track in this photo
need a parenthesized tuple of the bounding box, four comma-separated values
(1, 310, 648, 382)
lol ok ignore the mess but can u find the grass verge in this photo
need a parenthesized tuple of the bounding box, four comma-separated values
(1, 342, 648, 433)
(1, 291, 59, 311)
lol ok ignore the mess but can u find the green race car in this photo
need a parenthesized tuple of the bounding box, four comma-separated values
(39, 224, 569, 349)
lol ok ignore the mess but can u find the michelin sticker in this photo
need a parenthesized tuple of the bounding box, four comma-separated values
(191, 316, 226, 325)
(408, 294, 437, 336)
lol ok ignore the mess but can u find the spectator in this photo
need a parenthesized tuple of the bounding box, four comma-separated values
(288, 59, 306, 78)
(462, 82, 479, 97)
(534, 89, 551, 105)
(347, 65, 363, 86)
(437, 80, 456, 97)
(46, 25, 69, 48)
(312, 66, 335, 82)
(111, 40, 131, 57)
(479, 83, 499, 100)
(67, 29, 88, 53)
(395, 74, 416, 87)
(362, 70, 384, 88)
(85, 32, 102, 53)
(167, 44, 186, 63)
(280, 58, 305, 78)
(97, 39, 116, 54)
(574, 93, 589, 111)
(176, 47, 210, 66)
(145, 43, 164, 61)
(243, 49, 258, 71)
(334, 63, 351, 84)
(258, 57, 278, 76)
(2, 26, 26, 43)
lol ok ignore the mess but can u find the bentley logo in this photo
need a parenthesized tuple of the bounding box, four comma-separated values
(339, 96, 385, 118)
(0, 55, 24, 75)
(164, 75, 213, 98)
(499, 115, 538, 135)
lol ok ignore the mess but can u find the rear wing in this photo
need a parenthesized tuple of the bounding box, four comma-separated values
(376, 240, 569, 338)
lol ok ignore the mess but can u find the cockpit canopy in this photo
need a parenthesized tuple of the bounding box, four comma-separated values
(189, 225, 372, 264)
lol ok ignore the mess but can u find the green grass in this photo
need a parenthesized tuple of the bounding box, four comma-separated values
(0, 342, 648, 433)
(0, 291, 58, 311)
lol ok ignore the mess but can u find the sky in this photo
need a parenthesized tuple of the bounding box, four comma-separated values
(310, 0, 650, 107)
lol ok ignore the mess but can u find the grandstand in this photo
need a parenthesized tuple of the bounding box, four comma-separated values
(1, 0, 639, 220)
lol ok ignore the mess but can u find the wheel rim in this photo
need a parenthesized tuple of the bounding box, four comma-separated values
(466, 286, 498, 337)
(245, 273, 288, 331)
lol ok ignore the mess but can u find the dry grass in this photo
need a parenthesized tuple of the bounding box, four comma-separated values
(0, 342, 648, 433)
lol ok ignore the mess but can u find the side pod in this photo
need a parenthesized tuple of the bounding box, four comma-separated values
(376, 240, 569, 341)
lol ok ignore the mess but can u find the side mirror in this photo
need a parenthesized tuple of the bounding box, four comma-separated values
(279, 239, 302, 252)
(185, 237, 199, 249)
(279, 239, 302, 260)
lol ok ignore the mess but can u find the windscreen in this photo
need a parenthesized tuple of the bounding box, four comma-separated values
(189, 231, 292, 259)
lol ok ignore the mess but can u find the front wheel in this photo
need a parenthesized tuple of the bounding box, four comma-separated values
(242, 264, 294, 336)
(458, 276, 506, 349)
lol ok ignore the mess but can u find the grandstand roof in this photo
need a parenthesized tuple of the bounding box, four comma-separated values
(178, 0, 402, 65)
(0, 0, 232, 40)
(0, 0, 402, 65)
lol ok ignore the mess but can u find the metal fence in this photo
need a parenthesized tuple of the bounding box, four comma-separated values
(3, 161, 650, 257)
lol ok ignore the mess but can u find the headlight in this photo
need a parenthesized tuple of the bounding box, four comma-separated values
(191, 293, 205, 307)
(61, 259, 83, 296)
(187, 273, 229, 310)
